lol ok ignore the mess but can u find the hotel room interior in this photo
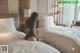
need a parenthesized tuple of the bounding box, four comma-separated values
(0, 0, 80, 53)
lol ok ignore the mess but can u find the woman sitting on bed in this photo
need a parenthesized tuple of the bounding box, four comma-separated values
(24, 12, 38, 41)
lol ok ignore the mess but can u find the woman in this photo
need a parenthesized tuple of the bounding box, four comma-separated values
(25, 12, 38, 40)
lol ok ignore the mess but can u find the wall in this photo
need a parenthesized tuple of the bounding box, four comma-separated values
(0, 0, 21, 28)
(0, 0, 9, 14)
(30, 0, 53, 16)
(37, 0, 48, 14)
(0, 0, 19, 15)
(30, 0, 37, 13)
(8, 0, 19, 13)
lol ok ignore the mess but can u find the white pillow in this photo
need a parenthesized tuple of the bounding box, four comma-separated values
(0, 32, 26, 43)
(39, 16, 55, 28)
(0, 18, 16, 33)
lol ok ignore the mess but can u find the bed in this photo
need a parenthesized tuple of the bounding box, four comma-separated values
(0, 18, 60, 53)
(0, 32, 60, 53)
(37, 16, 80, 53)
(37, 26, 80, 53)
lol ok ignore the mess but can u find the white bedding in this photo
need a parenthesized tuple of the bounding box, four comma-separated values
(38, 26, 80, 53)
(0, 32, 60, 53)
(0, 40, 60, 53)
(7, 40, 60, 53)
(0, 18, 60, 53)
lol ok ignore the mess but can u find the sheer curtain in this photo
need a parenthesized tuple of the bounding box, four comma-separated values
(77, 0, 80, 20)
(62, 0, 76, 27)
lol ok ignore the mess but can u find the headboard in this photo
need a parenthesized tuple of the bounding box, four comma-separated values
(0, 14, 20, 28)
(0, 13, 18, 18)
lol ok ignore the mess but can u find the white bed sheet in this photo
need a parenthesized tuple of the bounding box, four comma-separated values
(7, 40, 60, 53)
(38, 26, 80, 53)
(0, 32, 60, 53)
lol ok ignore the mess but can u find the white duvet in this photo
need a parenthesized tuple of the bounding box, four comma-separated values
(39, 26, 80, 42)
(38, 26, 80, 53)
(7, 40, 60, 53)
(0, 32, 60, 53)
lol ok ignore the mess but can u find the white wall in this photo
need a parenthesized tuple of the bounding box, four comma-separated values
(8, 0, 19, 13)
(30, 0, 53, 16)
(63, 0, 76, 27)
(37, 0, 48, 14)
(48, 0, 53, 14)
(30, 0, 37, 13)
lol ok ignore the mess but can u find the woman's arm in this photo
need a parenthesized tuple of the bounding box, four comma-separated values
(33, 19, 39, 36)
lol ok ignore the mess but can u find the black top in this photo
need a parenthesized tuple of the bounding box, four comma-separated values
(25, 12, 38, 29)
(25, 17, 36, 28)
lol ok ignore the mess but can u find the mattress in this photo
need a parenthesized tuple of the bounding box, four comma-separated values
(0, 33, 60, 53)
(8, 40, 60, 53)
(0, 40, 60, 53)
(37, 26, 80, 53)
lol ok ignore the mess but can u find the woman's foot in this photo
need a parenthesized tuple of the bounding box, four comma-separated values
(25, 35, 37, 41)
(27, 37, 37, 41)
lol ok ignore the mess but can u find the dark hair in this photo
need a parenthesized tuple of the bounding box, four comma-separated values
(30, 12, 38, 19)
(25, 12, 38, 28)
(29, 12, 38, 23)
